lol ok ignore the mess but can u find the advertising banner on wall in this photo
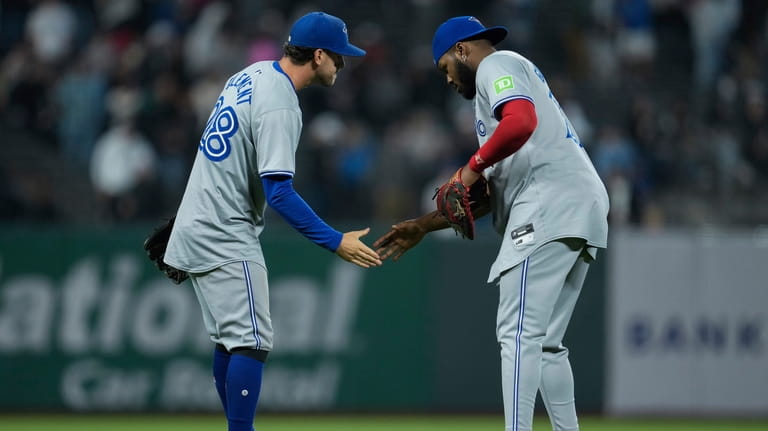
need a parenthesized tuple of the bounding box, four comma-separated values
(606, 229, 768, 416)
(0, 225, 607, 413)
(0, 226, 432, 412)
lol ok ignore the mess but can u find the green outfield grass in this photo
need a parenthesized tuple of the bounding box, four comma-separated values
(2, 414, 768, 431)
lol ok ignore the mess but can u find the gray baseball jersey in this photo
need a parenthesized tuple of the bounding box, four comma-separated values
(474, 51, 609, 283)
(165, 61, 302, 273)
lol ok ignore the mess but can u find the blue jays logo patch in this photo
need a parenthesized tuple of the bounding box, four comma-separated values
(476, 119, 487, 137)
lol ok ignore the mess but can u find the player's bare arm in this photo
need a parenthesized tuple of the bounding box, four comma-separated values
(373, 211, 450, 261)
(459, 166, 483, 187)
(336, 227, 383, 268)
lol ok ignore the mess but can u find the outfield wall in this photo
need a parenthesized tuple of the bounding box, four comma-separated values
(3, 224, 764, 416)
(606, 229, 768, 417)
(0, 223, 604, 414)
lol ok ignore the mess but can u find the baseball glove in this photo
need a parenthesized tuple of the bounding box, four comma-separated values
(143, 216, 188, 284)
(434, 168, 491, 240)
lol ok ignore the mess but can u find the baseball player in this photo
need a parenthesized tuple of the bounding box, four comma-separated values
(374, 16, 609, 431)
(162, 12, 381, 431)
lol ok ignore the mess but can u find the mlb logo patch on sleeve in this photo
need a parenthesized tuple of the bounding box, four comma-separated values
(493, 75, 515, 94)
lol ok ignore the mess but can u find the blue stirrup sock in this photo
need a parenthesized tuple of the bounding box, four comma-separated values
(226, 353, 265, 431)
(212, 344, 232, 412)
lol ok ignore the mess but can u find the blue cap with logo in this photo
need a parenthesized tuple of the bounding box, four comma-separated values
(432, 16, 508, 64)
(288, 12, 366, 57)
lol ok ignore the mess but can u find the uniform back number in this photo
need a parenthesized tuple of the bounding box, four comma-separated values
(199, 96, 239, 162)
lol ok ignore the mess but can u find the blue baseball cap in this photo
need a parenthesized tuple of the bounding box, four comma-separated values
(288, 12, 366, 57)
(432, 16, 508, 64)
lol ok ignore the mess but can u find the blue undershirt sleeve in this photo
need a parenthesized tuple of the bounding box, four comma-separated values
(261, 175, 343, 252)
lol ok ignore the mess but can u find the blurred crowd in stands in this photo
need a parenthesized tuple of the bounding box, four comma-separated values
(0, 0, 766, 228)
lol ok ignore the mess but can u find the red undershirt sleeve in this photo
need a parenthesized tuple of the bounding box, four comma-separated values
(468, 99, 538, 172)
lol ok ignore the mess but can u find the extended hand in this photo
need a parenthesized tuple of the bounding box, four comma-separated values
(336, 228, 383, 268)
(373, 220, 427, 262)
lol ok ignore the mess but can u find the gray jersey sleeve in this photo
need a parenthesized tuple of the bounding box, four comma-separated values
(476, 55, 534, 121)
(253, 108, 302, 177)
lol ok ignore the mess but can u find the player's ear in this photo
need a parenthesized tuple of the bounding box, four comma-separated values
(312, 48, 323, 67)
(455, 42, 468, 63)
